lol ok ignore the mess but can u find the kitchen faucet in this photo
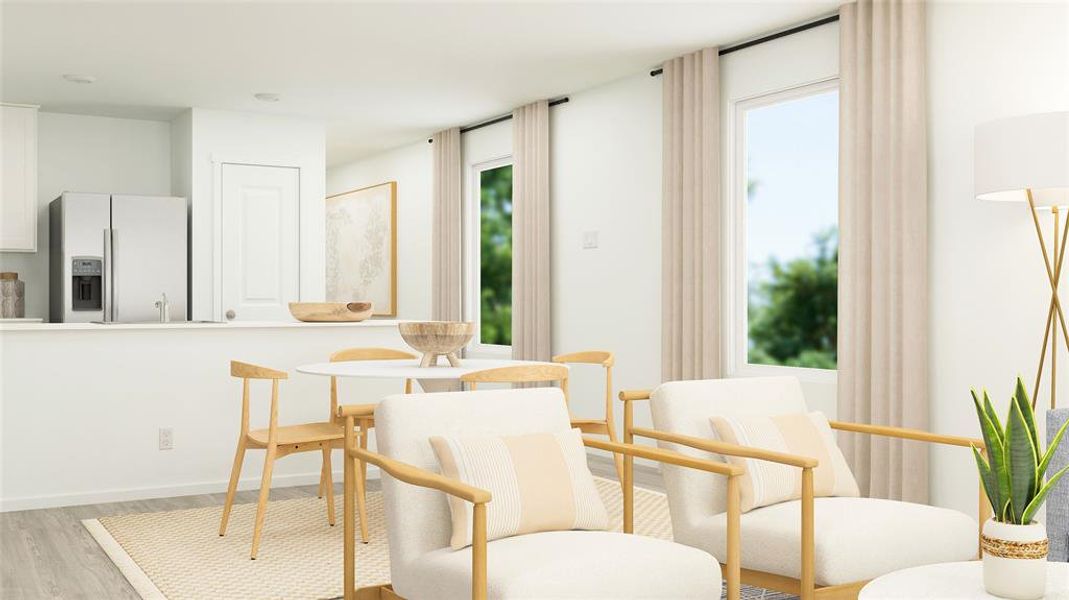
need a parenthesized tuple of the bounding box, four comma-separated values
(154, 293, 170, 323)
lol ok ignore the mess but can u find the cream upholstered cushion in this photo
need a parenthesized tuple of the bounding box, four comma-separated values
(430, 429, 609, 549)
(400, 530, 723, 600)
(710, 411, 860, 512)
(697, 497, 978, 586)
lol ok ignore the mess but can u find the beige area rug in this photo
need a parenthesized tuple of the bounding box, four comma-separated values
(85, 477, 796, 600)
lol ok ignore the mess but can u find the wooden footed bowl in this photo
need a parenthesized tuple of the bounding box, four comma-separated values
(398, 321, 475, 367)
(288, 302, 374, 322)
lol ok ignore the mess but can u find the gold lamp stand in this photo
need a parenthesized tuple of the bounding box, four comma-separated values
(1027, 189, 1069, 410)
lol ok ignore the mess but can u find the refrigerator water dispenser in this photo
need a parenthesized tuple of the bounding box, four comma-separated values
(71, 257, 102, 311)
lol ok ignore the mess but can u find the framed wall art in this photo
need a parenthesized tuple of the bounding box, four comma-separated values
(325, 181, 397, 316)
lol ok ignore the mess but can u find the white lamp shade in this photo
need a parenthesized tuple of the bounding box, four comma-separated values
(975, 111, 1069, 206)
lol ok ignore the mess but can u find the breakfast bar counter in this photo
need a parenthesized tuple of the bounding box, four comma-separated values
(0, 319, 409, 511)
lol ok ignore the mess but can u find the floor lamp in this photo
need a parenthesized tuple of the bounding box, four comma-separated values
(975, 111, 1069, 410)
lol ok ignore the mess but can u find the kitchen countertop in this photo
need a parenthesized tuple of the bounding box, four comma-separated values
(0, 319, 403, 332)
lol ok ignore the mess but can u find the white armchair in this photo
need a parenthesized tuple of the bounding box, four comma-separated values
(619, 377, 982, 600)
(338, 387, 743, 600)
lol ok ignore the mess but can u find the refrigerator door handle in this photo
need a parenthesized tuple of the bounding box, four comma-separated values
(103, 228, 114, 322)
(111, 229, 118, 322)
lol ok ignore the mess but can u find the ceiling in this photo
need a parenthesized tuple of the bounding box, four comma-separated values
(1, 1, 838, 166)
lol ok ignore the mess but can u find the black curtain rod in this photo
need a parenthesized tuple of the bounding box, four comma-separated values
(428, 97, 570, 143)
(649, 14, 839, 77)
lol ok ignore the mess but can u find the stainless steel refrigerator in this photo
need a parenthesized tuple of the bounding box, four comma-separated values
(49, 192, 188, 323)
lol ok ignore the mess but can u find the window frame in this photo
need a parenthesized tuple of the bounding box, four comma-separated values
(463, 155, 514, 357)
(725, 77, 840, 383)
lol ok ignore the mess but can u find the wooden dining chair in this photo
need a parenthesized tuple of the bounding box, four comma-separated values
(327, 346, 417, 543)
(460, 363, 570, 393)
(553, 350, 624, 483)
(219, 361, 344, 559)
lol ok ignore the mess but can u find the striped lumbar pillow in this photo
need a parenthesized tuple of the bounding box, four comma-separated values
(430, 428, 609, 549)
(709, 411, 860, 512)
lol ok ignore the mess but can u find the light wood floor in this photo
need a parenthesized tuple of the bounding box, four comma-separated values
(1, 455, 660, 600)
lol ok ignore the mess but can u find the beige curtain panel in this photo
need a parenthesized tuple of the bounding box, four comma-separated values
(661, 47, 721, 382)
(838, 0, 929, 503)
(511, 100, 552, 361)
(431, 127, 463, 322)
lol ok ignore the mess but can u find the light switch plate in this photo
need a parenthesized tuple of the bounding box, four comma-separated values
(582, 230, 599, 249)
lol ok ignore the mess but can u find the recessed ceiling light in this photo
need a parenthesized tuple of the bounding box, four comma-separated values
(254, 92, 280, 103)
(62, 74, 96, 84)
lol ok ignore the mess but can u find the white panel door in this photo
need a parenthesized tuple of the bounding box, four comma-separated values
(220, 164, 299, 321)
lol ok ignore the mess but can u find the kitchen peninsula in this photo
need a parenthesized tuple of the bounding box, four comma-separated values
(0, 319, 407, 511)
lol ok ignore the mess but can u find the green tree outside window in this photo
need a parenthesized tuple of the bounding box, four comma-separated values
(479, 165, 513, 346)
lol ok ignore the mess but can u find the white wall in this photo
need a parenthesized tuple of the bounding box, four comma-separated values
(0, 112, 172, 319)
(550, 74, 664, 431)
(927, 1, 1069, 516)
(181, 108, 326, 320)
(326, 140, 433, 320)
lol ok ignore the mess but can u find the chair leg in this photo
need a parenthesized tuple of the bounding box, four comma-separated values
(218, 437, 247, 536)
(249, 444, 277, 560)
(356, 423, 370, 543)
(322, 446, 336, 526)
(604, 423, 625, 484)
(359, 419, 370, 494)
(317, 467, 326, 499)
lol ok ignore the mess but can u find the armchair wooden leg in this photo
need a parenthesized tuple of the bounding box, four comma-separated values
(318, 468, 326, 499)
(725, 476, 741, 600)
(800, 467, 815, 600)
(322, 446, 336, 526)
(218, 436, 246, 536)
(472, 502, 488, 600)
(249, 443, 277, 560)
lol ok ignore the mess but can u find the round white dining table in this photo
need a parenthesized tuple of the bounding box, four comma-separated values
(295, 358, 563, 393)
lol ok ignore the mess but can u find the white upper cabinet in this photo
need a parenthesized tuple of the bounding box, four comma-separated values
(1, 104, 39, 252)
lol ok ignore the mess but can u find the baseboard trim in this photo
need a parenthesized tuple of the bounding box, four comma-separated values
(0, 467, 379, 513)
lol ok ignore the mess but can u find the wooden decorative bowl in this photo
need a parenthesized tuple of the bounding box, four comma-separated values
(288, 302, 374, 322)
(398, 321, 475, 367)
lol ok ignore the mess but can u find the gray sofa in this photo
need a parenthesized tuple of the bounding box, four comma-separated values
(1050, 408, 1069, 562)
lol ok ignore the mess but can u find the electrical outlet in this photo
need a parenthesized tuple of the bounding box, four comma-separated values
(582, 230, 599, 249)
(159, 428, 174, 451)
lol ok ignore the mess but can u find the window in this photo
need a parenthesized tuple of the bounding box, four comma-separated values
(467, 158, 513, 349)
(733, 80, 839, 374)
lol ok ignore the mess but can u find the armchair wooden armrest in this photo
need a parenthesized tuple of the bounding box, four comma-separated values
(618, 389, 653, 402)
(631, 427, 819, 469)
(829, 420, 984, 449)
(346, 444, 491, 504)
(337, 404, 376, 418)
(583, 436, 742, 600)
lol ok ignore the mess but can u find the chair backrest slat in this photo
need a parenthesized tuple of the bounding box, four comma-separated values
(460, 364, 569, 385)
(552, 350, 614, 367)
(330, 347, 417, 363)
(231, 361, 288, 380)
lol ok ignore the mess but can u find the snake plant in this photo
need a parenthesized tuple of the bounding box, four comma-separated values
(971, 376, 1069, 525)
